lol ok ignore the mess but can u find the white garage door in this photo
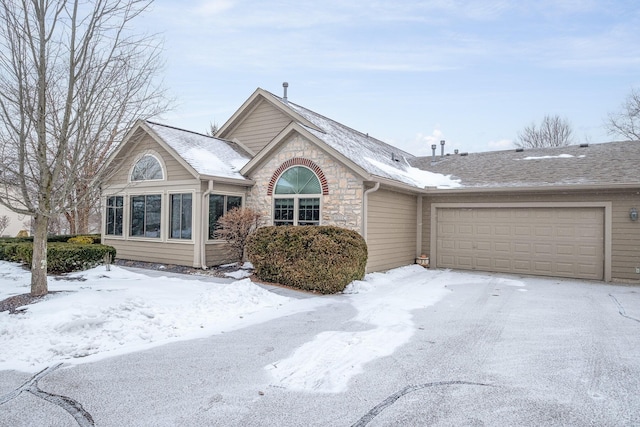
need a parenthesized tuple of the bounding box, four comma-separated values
(435, 207, 604, 280)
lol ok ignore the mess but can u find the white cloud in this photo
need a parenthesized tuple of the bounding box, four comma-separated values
(487, 138, 514, 150)
(194, 0, 234, 16)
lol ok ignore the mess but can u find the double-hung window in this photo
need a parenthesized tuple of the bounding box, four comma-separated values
(273, 166, 321, 226)
(130, 195, 161, 238)
(170, 194, 192, 239)
(208, 194, 242, 239)
(105, 196, 123, 236)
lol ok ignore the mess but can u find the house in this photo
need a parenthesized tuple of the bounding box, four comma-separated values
(0, 203, 27, 237)
(100, 85, 640, 283)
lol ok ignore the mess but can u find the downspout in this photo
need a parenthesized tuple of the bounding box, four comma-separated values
(416, 195, 423, 258)
(200, 180, 214, 269)
(362, 182, 380, 241)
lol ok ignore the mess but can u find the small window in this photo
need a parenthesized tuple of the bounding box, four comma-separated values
(208, 194, 242, 239)
(130, 194, 161, 238)
(105, 196, 123, 236)
(274, 166, 321, 226)
(170, 194, 192, 239)
(131, 154, 163, 181)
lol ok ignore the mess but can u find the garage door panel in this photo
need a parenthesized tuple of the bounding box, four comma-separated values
(556, 244, 575, 255)
(534, 226, 553, 237)
(458, 240, 473, 250)
(494, 242, 511, 252)
(494, 258, 511, 269)
(457, 256, 473, 268)
(514, 226, 531, 237)
(476, 257, 492, 268)
(476, 241, 491, 251)
(436, 207, 604, 280)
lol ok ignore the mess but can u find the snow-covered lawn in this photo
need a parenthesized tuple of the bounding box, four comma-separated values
(0, 262, 326, 372)
(0, 261, 521, 390)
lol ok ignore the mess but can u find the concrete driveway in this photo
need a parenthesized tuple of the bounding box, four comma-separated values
(1, 272, 639, 426)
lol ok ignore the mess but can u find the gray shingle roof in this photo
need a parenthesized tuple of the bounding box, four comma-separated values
(263, 92, 435, 187)
(146, 121, 252, 180)
(409, 141, 640, 188)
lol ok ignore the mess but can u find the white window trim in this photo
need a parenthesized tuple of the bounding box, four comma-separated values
(273, 194, 323, 226)
(206, 192, 245, 243)
(103, 194, 125, 240)
(128, 193, 163, 241)
(167, 191, 195, 243)
(272, 166, 323, 226)
(129, 151, 167, 183)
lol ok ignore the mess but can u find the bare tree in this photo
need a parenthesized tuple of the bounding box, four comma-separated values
(206, 121, 219, 137)
(0, 0, 169, 296)
(0, 215, 9, 236)
(515, 115, 574, 149)
(606, 87, 640, 141)
(215, 207, 262, 265)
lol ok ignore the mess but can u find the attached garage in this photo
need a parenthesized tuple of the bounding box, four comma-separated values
(431, 203, 611, 281)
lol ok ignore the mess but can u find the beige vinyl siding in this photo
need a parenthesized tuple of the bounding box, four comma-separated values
(104, 238, 195, 266)
(366, 188, 417, 272)
(109, 132, 194, 184)
(205, 242, 235, 267)
(424, 190, 640, 282)
(225, 100, 292, 154)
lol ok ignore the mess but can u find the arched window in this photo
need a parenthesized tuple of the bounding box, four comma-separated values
(131, 154, 163, 181)
(273, 166, 321, 226)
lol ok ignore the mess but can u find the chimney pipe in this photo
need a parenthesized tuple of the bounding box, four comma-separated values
(282, 82, 289, 103)
(440, 140, 445, 157)
(431, 144, 437, 162)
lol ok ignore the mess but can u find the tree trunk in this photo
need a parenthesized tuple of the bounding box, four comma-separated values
(64, 210, 77, 235)
(77, 201, 91, 234)
(31, 214, 49, 296)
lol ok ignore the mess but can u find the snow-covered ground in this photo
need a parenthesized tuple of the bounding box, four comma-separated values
(0, 262, 326, 372)
(0, 261, 520, 389)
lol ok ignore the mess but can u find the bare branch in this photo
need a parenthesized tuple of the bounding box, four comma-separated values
(0, 0, 169, 295)
(515, 114, 574, 149)
(606, 87, 640, 141)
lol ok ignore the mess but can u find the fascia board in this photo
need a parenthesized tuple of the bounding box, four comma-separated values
(422, 183, 640, 194)
(98, 119, 146, 177)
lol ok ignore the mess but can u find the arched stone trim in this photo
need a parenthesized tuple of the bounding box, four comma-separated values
(267, 158, 329, 196)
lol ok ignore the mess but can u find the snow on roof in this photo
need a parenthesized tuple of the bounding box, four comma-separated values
(146, 121, 251, 180)
(519, 154, 581, 160)
(365, 157, 461, 188)
(410, 141, 640, 188)
(271, 96, 456, 189)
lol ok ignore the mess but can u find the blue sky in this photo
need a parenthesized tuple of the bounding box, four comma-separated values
(141, 0, 640, 155)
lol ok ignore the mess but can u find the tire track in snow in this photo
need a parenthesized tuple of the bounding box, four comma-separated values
(609, 293, 640, 323)
(351, 380, 492, 427)
(0, 363, 94, 426)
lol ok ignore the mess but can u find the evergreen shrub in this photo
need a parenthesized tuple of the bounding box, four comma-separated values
(246, 225, 368, 294)
(0, 240, 115, 274)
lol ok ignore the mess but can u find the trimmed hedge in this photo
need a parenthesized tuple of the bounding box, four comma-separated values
(0, 234, 102, 244)
(0, 239, 115, 274)
(246, 226, 368, 294)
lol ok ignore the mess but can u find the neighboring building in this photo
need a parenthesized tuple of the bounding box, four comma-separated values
(100, 86, 640, 283)
(0, 204, 27, 237)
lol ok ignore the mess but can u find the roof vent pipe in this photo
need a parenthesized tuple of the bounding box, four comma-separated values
(440, 140, 445, 157)
(431, 144, 437, 162)
(282, 82, 289, 103)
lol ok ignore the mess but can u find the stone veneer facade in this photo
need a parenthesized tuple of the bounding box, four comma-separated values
(245, 134, 364, 233)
